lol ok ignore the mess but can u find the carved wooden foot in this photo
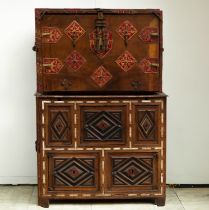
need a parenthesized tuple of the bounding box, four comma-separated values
(154, 197, 165, 206)
(38, 197, 49, 208)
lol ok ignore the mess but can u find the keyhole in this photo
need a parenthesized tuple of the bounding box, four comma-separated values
(129, 169, 135, 176)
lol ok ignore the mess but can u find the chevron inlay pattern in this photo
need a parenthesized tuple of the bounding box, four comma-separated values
(112, 157, 153, 186)
(53, 158, 95, 186)
(83, 111, 123, 141)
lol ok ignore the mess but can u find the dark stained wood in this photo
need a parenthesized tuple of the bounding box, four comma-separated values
(154, 197, 166, 206)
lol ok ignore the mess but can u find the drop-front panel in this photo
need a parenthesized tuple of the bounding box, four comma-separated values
(35, 9, 163, 93)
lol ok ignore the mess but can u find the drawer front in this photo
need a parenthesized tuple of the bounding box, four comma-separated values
(105, 151, 160, 193)
(35, 9, 162, 93)
(47, 152, 100, 192)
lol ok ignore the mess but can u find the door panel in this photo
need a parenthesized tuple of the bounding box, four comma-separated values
(47, 152, 100, 192)
(105, 151, 160, 193)
(45, 105, 73, 146)
(78, 104, 128, 147)
(133, 104, 161, 146)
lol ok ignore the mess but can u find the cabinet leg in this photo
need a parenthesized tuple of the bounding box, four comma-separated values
(154, 197, 165, 206)
(38, 197, 49, 208)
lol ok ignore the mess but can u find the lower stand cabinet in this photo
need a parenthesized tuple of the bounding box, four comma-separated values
(36, 94, 166, 207)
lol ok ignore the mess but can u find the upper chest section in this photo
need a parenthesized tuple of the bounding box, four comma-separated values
(35, 9, 163, 93)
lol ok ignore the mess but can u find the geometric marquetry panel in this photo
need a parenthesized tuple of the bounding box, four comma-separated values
(133, 104, 160, 145)
(112, 156, 153, 186)
(137, 110, 155, 140)
(47, 106, 72, 145)
(53, 158, 95, 187)
(83, 111, 123, 141)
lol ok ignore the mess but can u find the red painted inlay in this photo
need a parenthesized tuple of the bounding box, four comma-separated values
(139, 58, 159, 73)
(43, 58, 63, 74)
(64, 20, 85, 41)
(115, 51, 137, 72)
(91, 66, 112, 87)
(139, 27, 159, 43)
(42, 27, 62, 43)
(65, 50, 86, 71)
(116, 20, 137, 40)
(89, 29, 113, 59)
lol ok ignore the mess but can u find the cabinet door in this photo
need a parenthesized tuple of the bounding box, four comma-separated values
(78, 104, 128, 147)
(45, 105, 73, 146)
(105, 151, 160, 193)
(133, 103, 161, 146)
(47, 152, 100, 192)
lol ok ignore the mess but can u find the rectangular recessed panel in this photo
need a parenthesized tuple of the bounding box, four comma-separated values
(133, 104, 161, 146)
(79, 105, 128, 146)
(46, 105, 73, 146)
(48, 152, 100, 192)
(105, 151, 160, 193)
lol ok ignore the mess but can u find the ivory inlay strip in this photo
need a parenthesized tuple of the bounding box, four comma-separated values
(54, 101, 64, 103)
(123, 147, 138, 150)
(110, 101, 120, 103)
(42, 175, 45, 184)
(42, 128, 45, 139)
(98, 101, 108, 103)
(113, 148, 121, 150)
(161, 113, 164, 124)
(42, 114, 44, 124)
(141, 100, 151, 103)
(74, 113, 77, 124)
(74, 128, 77, 139)
(128, 194, 137, 196)
(86, 101, 96, 103)
(129, 127, 132, 138)
(41, 100, 51, 110)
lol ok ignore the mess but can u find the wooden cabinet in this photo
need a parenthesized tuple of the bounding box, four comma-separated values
(36, 95, 166, 207)
(34, 8, 166, 208)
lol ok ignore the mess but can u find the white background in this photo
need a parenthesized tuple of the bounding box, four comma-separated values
(0, 0, 209, 184)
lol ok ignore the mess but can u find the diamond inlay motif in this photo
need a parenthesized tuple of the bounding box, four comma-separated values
(112, 157, 153, 186)
(43, 58, 63, 74)
(139, 113, 154, 137)
(116, 51, 137, 72)
(64, 20, 85, 41)
(116, 20, 137, 40)
(65, 50, 86, 71)
(91, 66, 112, 87)
(51, 112, 68, 139)
(84, 111, 122, 141)
(54, 158, 95, 186)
